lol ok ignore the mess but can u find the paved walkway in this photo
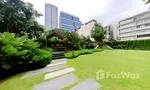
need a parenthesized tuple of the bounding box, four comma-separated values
(34, 73, 77, 90)
(21, 64, 66, 79)
(51, 58, 67, 64)
(44, 67, 75, 80)
(46, 61, 67, 67)
(22, 58, 101, 89)
(70, 78, 101, 90)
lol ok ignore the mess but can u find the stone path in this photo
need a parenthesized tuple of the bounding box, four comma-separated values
(34, 73, 77, 90)
(51, 58, 67, 64)
(70, 78, 101, 90)
(21, 64, 67, 79)
(46, 61, 67, 67)
(23, 58, 101, 90)
(44, 67, 75, 80)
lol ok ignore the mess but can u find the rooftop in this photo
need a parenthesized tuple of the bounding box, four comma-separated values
(119, 10, 150, 22)
(60, 11, 79, 18)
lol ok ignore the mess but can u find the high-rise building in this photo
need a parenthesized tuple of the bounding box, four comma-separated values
(119, 10, 150, 41)
(59, 11, 82, 32)
(45, 3, 58, 30)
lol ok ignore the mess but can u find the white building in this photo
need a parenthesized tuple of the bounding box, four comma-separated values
(105, 25, 114, 41)
(77, 19, 101, 37)
(119, 10, 150, 41)
(45, 3, 58, 30)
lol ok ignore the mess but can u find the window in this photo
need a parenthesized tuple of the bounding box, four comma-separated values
(145, 23, 150, 26)
(136, 25, 140, 28)
(137, 34, 150, 38)
(134, 17, 136, 20)
(73, 22, 75, 26)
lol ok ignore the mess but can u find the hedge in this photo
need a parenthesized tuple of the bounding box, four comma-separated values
(64, 49, 103, 59)
(106, 39, 150, 50)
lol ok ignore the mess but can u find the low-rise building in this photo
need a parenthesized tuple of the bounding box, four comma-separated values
(119, 10, 150, 41)
(105, 25, 114, 41)
(77, 19, 101, 37)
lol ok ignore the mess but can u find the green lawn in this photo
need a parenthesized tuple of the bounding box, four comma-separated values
(1, 50, 150, 90)
(0, 72, 45, 90)
(63, 50, 150, 90)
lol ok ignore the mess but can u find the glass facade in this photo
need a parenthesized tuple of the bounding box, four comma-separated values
(59, 12, 82, 32)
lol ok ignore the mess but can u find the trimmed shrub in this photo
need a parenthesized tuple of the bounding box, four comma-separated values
(64, 49, 103, 59)
(80, 49, 93, 55)
(106, 40, 150, 50)
(64, 51, 80, 59)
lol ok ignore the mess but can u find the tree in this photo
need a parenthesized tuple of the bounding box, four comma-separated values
(91, 25, 106, 46)
(50, 28, 67, 36)
(68, 32, 81, 50)
(0, 0, 43, 39)
(41, 28, 81, 50)
(144, 0, 150, 4)
(80, 35, 91, 48)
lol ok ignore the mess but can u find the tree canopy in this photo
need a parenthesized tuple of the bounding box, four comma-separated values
(0, 0, 44, 39)
(91, 25, 106, 42)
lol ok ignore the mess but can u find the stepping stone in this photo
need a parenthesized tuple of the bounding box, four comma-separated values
(46, 61, 67, 67)
(44, 67, 75, 80)
(70, 78, 101, 90)
(34, 73, 77, 90)
(51, 58, 67, 64)
(21, 64, 67, 79)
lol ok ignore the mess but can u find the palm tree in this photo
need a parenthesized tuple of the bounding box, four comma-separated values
(91, 25, 106, 46)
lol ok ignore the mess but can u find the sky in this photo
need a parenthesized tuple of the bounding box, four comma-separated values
(24, 0, 150, 26)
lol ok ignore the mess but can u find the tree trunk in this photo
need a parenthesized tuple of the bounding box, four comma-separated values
(99, 40, 105, 47)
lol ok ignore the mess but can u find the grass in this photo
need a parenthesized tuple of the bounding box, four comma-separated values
(0, 72, 45, 90)
(63, 50, 150, 90)
(1, 50, 150, 90)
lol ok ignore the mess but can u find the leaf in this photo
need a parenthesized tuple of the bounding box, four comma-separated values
(1, 60, 12, 69)
(0, 37, 2, 41)
(15, 50, 29, 56)
(2, 32, 15, 41)
(2, 63, 11, 69)
(144, 0, 150, 4)
(16, 36, 28, 43)
(2, 45, 18, 55)
(1, 32, 15, 45)
(17, 61, 23, 64)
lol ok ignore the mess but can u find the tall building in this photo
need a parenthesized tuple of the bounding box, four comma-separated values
(119, 10, 150, 41)
(59, 11, 82, 32)
(45, 3, 58, 30)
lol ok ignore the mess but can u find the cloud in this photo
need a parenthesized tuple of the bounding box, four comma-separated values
(96, 0, 150, 25)
(24, 0, 150, 26)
